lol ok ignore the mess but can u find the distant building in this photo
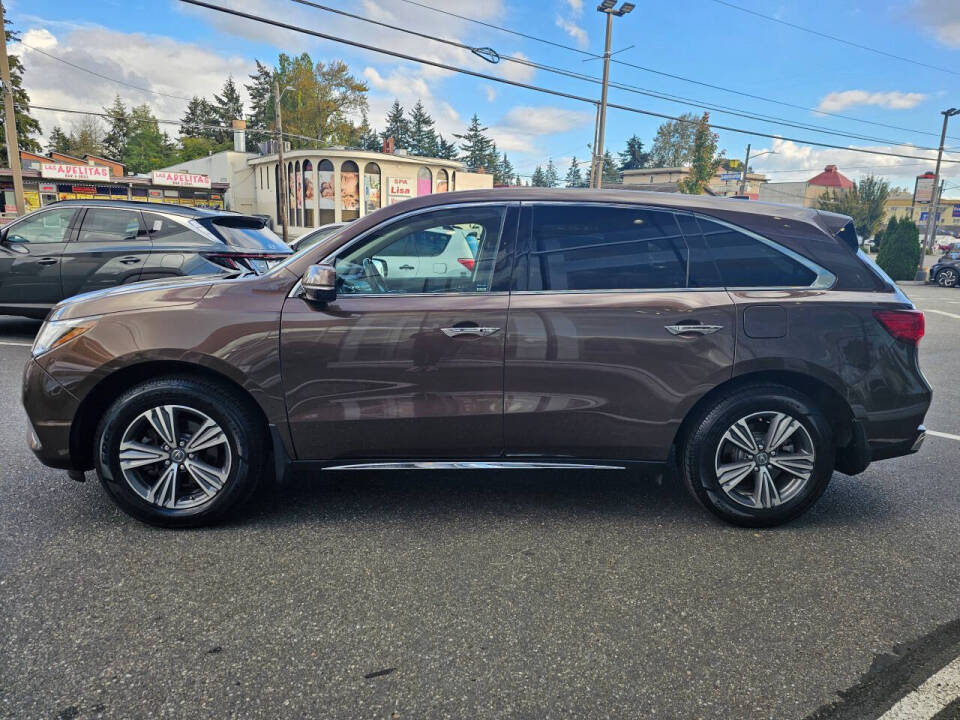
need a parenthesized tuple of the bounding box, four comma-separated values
(619, 166, 767, 197)
(758, 165, 854, 207)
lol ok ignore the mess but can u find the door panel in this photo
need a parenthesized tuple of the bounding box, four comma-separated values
(281, 294, 508, 459)
(0, 207, 77, 305)
(61, 208, 151, 297)
(504, 291, 735, 461)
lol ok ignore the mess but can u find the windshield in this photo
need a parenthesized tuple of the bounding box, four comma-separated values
(265, 224, 351, 275)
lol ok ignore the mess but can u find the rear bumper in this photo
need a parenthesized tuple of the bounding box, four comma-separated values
(835, 418, 926, 475)
(22, 358, 80, 470)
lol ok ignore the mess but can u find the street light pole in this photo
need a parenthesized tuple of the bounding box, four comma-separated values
(738, 143, 751, 196)
(592, 1, 634, 189)
(274, 80, 289, 245)
(0, 1, 25, 216)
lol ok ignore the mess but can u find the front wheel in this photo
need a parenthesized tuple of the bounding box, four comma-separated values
(936, 268, 959, 287)
(95, 377, 267, 527)
(681, 384, 835, 527)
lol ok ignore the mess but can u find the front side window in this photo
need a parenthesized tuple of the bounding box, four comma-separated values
(334, 205, 506, 294)
(77, 209, 141, 243)
(7, 208, 76, 244)
(689, 217, 817, 288)
(527, 205, 687, 291)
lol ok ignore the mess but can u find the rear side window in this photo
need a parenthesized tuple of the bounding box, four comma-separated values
(207, 217, 288, 252)
(377, 229, 452, 257)
(688, 217, 817, 288)
(528, 205, 687, 291)
(77, 208, 142, 243)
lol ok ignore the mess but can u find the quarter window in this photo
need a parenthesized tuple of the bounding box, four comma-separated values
(334, 206, 506, 294)
(527, 205, 687, 291)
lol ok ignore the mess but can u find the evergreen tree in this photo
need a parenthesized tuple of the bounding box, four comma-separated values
(46, 126, 71, 154)
(407, 100, 437, 157)
(381, 100, 411, 149)
(245, 60, 274, 148)
(101, 95, 130, 161)
(530, 165, 548, 187)
(180, 96, 219, 141)
(213, 76, 244, 143)
(125, 104, 174, 173)
(618, 134, 649, 170)
(0, 20, 42, 162)
(601, 150, 620, 185)
(435, 135, 459, 160)
(876, 216, 922, 281)
(495, 152, 514, 186)
(454, 114, 495, 172)
(544, 158, 560, 188)
(564, 157, 584, 188)
(678, 113, 722, 194)
(352, 109, 381, 151)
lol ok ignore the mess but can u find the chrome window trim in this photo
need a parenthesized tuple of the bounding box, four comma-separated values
(323, 461, 626, 471)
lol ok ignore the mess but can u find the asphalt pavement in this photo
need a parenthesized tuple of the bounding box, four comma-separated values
(1, 284, 959, 720)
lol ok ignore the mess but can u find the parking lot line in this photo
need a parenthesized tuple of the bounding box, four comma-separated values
(0, 340, 31, 347)
(877, 654, 960, 719)
(928, 430, 960, 442)
(922, 308, 960, 320)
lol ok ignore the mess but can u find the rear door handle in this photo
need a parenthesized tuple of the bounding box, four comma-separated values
(119, 256, 142, 264)
(664, 324, 723, 335)
(398, 264, 415, 270)
(441, 326, 501, 338)
(36, 257, 59, 266)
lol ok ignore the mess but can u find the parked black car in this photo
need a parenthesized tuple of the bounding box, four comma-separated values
(0, 200, 290, 318)
(929, 250, 960, 287)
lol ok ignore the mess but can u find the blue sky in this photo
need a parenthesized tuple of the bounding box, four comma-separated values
(10, 0, 960, 190)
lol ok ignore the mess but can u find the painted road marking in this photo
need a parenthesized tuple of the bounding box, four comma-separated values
(928, 430, 960, 442)
(878, 654, 960, 719)
(0, 340, 31, 347)
(922, 308, 960, 320)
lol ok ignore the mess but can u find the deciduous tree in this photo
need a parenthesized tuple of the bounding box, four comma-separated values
(678, 113, 723, 194)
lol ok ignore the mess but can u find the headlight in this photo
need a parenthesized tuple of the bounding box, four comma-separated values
(32, 316, 99, 357)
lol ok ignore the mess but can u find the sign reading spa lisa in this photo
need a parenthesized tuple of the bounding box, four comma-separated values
(41, 163, 111, 181)
(386, 176, 415, 205)
(151, 170, 212, 189)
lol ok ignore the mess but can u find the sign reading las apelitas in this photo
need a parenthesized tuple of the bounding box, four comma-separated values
(151, 170, 211, 189)
(41, 163, 111, 181)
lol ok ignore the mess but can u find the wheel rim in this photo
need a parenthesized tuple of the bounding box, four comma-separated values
(713, 411, 815, 510)
(118, 404, 232, 510)
(939, 269, 958, 287)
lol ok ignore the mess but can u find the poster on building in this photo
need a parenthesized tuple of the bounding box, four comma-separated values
(288, 167, 296, 211)
(364, 173, 381, 213)
(436, 176, 448, 193)
(953, 205, 960, 218)
(387, 176, 415, 205)
(915, 174, 936, 204)
(295, 169, 303, 210)
(341, 169, 359, 212)
(317, 169, 335, 209)
(302, 165, 314, 206)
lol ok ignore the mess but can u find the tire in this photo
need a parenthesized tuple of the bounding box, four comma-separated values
(94, 376, 267, 528)
(936, 268, 959, 288)
(680, 384, 835, 528)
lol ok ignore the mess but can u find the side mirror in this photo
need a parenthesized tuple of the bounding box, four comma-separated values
(3, 232, 27, 244)
(302, 263, 337, 304)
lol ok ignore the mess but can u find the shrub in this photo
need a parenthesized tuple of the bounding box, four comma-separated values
(876, 217, 922, 281)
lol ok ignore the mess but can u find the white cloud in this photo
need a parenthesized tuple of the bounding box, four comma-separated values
(913, 0, 960, 47)
(815, 90, 927, 113)
(21, 28, 58, 50)
(566, 0, 584, 16)
(555, 15, 589, 49)
(484, 85, 497, 102)
(487, 105, 592, 155)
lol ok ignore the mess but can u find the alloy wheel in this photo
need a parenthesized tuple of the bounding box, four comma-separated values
(713, 411, 815, 510)
(938, 268, 958, 287)
(118, 404, 232, 510)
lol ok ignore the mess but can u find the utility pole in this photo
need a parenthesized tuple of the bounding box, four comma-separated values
(274, 80, 289, 245)
(924, 109, 959, 253)
(0, 1, 25, 216)
(588, 102, 600, 189)
(592, 1, 634, 189)
(738, 143, 751, 196)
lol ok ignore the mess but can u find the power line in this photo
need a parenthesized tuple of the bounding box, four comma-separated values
(707, 0, 960, 78)
(179, 0, 960, 166)
(393, 0, 960, 142)
(19, 43, 193, 102)
(291, 0, 945, 152)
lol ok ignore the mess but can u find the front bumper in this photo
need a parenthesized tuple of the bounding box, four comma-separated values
(22, 358, 81, 470)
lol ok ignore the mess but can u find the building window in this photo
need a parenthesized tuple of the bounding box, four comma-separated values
(317, 159, 335, 225)
(436, 168, 449, 193)
(363, 162, 381, 215)
(287, 162, 295, 227)
(274, 164, 281, 227)
(302, 159, 314, 228)
(417, 166, 432, 196)
(294, 161, 302, 227)
(341, 160, 360, 222)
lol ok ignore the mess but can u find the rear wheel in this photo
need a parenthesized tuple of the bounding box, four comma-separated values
(936, 268, 959, 287)
(95, 377, 267, 527)
(681, 384, 835, 527)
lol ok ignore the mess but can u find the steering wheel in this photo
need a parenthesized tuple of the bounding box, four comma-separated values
(362, 257, 388, 293)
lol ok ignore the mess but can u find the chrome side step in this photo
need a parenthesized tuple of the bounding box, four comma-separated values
(323, 461, 627, 471)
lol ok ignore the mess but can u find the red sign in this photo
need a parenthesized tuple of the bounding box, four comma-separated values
(72, 185, 96, 194)
(41, 163, 111, 181)
(39, 183, 57, 193)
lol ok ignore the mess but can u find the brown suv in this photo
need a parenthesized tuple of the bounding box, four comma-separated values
(22, 189, 930, 528)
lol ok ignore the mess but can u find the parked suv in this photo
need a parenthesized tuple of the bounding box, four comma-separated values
(0, 200, 290, 318)
(22, 189, 930, 528)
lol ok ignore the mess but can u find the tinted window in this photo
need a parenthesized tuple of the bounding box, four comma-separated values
(142, 212, 201, 244)
(528, 205, 687, 291)
(77, 208, 141, 243)
(335, 206, 505, 294)
(690, 217, 817, 288)
(207, 217, 288, 252)
(7, 208, 75, 244)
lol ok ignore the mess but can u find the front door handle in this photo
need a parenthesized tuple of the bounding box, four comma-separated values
(398, 264, 415, 270)
(119, 256, 142, 264)
(36, 257, 59, 266)
(664, 324, 723, 336)
(441, 326, 501, 338)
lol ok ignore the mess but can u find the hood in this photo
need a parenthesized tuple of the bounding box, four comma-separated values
(48, 274, 221, 322)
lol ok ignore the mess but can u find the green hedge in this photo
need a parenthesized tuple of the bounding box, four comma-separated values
(876, 217, 922, 281)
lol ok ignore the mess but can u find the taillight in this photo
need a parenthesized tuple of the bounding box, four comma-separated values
(457, 257, 476, 271)
(873, 309, 925, 344)
(202, 252, 287, 273)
